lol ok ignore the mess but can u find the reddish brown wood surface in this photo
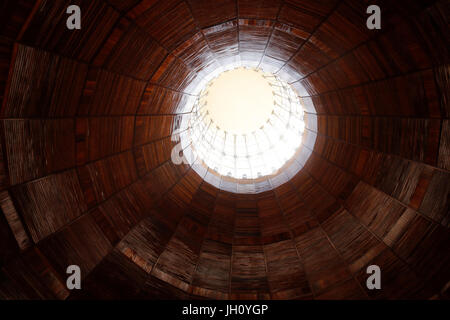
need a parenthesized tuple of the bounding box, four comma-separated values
(0, 0, 448, 300)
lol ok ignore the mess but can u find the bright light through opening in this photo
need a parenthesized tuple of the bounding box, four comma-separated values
(203, 68, 274, 135)
(186, 67, 305, 180)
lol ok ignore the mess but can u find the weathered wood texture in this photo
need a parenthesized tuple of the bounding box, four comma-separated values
(0, 0, 448, 300)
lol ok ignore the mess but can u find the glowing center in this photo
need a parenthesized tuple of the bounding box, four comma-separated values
(202, 68, 274, 135)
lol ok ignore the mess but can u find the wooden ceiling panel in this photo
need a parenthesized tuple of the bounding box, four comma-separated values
(346, 182, 410, 242)
(0, 247, 68, 299)
(414, 1, 449, 66)
(206, 192, 236, 244)
(238, 0, 283, 20)
(293, 172, 337, 219)
(166, 169, 203, 207)
(278, 4, 322, 34)
(234, 199, 261, 245)
(0, 36, 14, 110)
(273, 186, 318, 236)
(83, 117, 135, 162)
(296, 232, 352, 295)
(355, 248, 432, 299)
(203, 21, 239, 57)
(38, 212, 112, 278)
(239, 20, 273, 55)
(4, 119, 75, 185)
(11, 170, 87, 242)
(140, 2, 197, 51)
(264, 240, 310, 296)
(134, 137, 173, 176)
(139, 85, 179, 115)
(173, 33, 219, 74)
(140, 274, 191, 299)
(319, 136, 361, 172)
(152, 223, 202, 290)
(402, 224, 450, 292)
(322, 209, 384, 274)
(77, 151, 138, 206)
(187, 0, 237, 29)
(230, 245, 270, 296)
(102, 25, 168, 80)
(307, 154, 357, 200)
(0, 0, 448, 300)
(418, 170, 450, 227)
(438, 120, 450, 170)
(21, 0, 120, 62)
(134, 115, 175, 146)
(69, 248, 147, 299)
(372, 156, 424, 204)
(151, 55, 195, 92)
(117, 216, 173, 273)
(285, 0, 339, 17)
(257, 192, 289, 241)
(191, 239, 231, 294)
(126, 0, 176, 27)
(265, 27, 306, 62)
(141, 161, 184, 201)
(92, 187, 146, 246)
(309, 1, 371, 59)
(0, 196, 21, 267)
(78, 69, 146, 116)
(315, 278, 366, 300)
(188, 187, 217, 225)
(4, 45, 88, 118)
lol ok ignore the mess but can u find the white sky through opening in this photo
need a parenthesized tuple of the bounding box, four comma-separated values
(186, 67, 305, 180)
(203, 68, 274, 135)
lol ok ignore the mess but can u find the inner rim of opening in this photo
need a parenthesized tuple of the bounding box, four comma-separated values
(185, 67, 306, 180)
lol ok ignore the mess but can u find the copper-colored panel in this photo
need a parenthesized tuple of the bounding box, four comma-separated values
(4, 119, 75, 185)
(102, 25, 167, 80)
(187, 0, 237, 28)
(0, 0, 448, 300)
(231, 245, 270, 295)
(419, 170, 450, 226)
(1, 247, 69, 299)
(83, 117, 134, 162)
(296, 232, 351, 295)
(79, 151, 138, 205)
(238, 0, 283, 20)
(140, 2, 197, 51)
(322, 209, 382, 273)
(438, 120, 450, 170)
(11, 170, 87, 242)
(38, 213, 112, 279)
(70, 248, 148, 299)
(316, 278, 366, 300)
(239, 20, 273, 50)
(266, 27, 305, 62)
(174, 33, 219, 73)
(0, 190, 31, 250)
(192, 239, 231, 293)
(78, 69, 146, 116)
(278, 4, 323, 34)
(355, 249, 432, 299)
(134, 115, 175, 146)
(4, 45, 87, 117)
(264, 240, 310, 296)
(21, 0, 120, 62)
(203, 21, 239, 57)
